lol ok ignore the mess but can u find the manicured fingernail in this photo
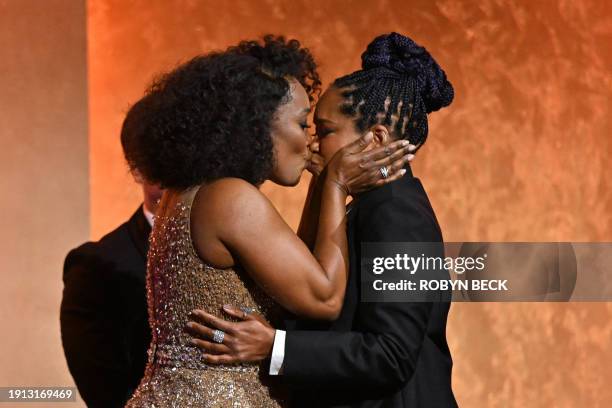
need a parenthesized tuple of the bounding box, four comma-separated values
(402, 140, 410, 146)
(407, 154, 415, 160)
(400, 169, 407, 175)
(408, 144, 417, 151)
(223, 304, 231, 310)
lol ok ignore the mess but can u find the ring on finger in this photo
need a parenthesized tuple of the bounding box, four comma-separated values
(379, 166, 389, 179)
(240, 306, 255, 318)
(212, 329, 225, 344)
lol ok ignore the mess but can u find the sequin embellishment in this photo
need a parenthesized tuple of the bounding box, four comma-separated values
(126, 187, 286, 407)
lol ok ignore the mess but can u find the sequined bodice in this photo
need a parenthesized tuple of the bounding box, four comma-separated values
(127, 187, 287, 407)
(146, 189, 280, 371)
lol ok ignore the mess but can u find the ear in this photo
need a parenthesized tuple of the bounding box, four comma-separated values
(369, 124, 392, 147)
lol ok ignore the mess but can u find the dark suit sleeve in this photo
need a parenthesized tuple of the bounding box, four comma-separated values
(60, 247, 134, 408)
(282, 197, 442, 392)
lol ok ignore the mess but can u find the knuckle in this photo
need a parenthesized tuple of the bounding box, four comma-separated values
(254, 320, 265, 328)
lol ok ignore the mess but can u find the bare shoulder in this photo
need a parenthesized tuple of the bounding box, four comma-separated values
(192, 178, 279, 233)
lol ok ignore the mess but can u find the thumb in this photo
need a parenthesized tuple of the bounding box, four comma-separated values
(343, 131, 373, 154)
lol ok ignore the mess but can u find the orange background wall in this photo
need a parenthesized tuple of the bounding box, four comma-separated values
(88, 1, 612, 406)
(0, 1, 89, 407)
(1, 1, 610, 407)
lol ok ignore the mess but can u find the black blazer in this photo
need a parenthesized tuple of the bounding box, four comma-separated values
(60, 206, 152, 408)
(282, 167, 457, 407)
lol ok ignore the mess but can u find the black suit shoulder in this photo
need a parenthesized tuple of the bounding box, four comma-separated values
(356, 175, 443, 243)
(64, 220, 137, 275)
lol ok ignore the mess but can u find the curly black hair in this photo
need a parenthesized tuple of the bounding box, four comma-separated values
(333, 32, 453, 149)
(122, 35, 320, 190)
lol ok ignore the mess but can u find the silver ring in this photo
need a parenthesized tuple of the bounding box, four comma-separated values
(379, 166, 389, 179)
(240, 306, 255, 316)
(212, 329, 225, 344)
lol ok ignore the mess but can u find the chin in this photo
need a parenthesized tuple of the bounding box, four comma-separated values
(284, 172, 303, 187)
(270, 171, 302, 187)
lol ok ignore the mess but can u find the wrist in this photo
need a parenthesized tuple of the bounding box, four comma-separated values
(324, 175, 349, 196)
(264, 326, 276, 356)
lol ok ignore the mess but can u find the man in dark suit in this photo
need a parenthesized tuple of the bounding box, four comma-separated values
(60, 97, 163, 408)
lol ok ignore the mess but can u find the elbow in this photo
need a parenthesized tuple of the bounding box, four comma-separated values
(378, 343, 418, 390)
(298, 277, 346, 320)
(388, 362, 412, 390)
(367, 357, 414, 392)
(316, 298, 342, 321)
(319, 297, 342, 320)
(301, 296, 342, 321)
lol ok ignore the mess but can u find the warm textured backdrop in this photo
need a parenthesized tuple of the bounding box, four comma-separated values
(0, 1, 88, 406)
(93, 0, 612, 406)
(2, 1, 610, 407)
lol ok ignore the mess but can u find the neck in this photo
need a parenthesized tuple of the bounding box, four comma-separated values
(143, 195, 159, 215)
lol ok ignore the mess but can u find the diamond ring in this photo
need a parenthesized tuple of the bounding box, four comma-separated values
(212, 329, 225, 344)
(379, 166, 389, 179)
(240, 306, 255, 317)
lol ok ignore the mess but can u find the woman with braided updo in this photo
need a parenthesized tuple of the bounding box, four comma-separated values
(187, 32, 458, 408)
(316, 31, 453, 159)
(123, 35, 413, 407)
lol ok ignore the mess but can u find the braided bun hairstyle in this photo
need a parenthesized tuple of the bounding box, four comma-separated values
(333, 32, 453, 148)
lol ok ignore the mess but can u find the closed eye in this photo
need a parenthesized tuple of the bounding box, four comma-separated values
(315, 128, 333, 138)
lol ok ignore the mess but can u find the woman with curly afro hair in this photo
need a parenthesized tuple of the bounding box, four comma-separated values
(124, 35, 412, 407)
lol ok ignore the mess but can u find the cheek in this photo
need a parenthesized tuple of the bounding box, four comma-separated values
(295, 129, 309, 152)
(282, 129, 308, 155)
(275, 130, 306, 157)
(320, 132, 360, 163)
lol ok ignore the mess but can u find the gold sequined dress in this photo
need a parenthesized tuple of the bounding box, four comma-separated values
(126, 187, 287, 407)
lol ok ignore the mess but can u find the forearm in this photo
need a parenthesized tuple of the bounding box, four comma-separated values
(297, 175, 323, 250)
(281, 293, 433, 390)
(309, 176, 349, 310)
(282, 330, 417, 391)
